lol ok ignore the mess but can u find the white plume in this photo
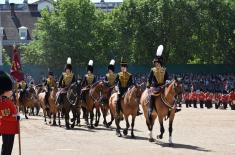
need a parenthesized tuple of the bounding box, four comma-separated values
(156, 45, 164, 56)
(67, 57, 71, 64)
(88, 60, 93, 66)
(110, 59, 115, 65)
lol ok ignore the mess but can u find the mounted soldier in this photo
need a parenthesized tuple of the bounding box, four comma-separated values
(18, 80, 28, 102)
(146, 45, 181, 123)
(81, 60, 96, 103)
(44, 71, 57, 110)
(115, 57, 138, 118)
(105, 59, 116, 88)
(57, 57, 76, 105)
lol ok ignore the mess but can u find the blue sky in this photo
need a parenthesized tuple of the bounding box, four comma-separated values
(0, 0, 122, 4)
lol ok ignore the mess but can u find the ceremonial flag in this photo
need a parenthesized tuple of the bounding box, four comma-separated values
(10, 45, 24, 82)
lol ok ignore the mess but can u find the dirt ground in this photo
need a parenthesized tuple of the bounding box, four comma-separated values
(3, 106, 235, 155)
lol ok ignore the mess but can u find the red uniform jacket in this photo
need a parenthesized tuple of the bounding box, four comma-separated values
(199, 92, 205, 101)
(190, 92, 197, 101)
(0, 97, 19, 134)
(230, 92, 234, 100)
(221, 95, 228, 103)
(204, 92, 209, 101)
(207, 94, 213, 102)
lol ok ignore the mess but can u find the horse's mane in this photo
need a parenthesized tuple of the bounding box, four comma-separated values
(90, 81, 102, 89)
(165, 80, 175, 97)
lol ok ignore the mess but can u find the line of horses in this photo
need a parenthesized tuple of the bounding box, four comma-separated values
(14, 78, 183, 146)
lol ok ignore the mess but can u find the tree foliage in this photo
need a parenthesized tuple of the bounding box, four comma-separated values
(21, 0, 235, 66)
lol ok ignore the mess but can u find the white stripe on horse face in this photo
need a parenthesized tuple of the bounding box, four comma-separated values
(169, 136, 172, 144)
(148, 131, 153, 139)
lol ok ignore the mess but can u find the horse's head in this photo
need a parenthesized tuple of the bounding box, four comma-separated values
(132, 83, 145, 99)
(174, 77, 184, 95)
(67, 82, 82, 105)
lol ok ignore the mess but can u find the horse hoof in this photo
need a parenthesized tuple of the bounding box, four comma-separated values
(116, 132, 122, 137)
(71, 124, 75, 129)
(107, 122, 112, 128)
(89, 125, 94, 129)
(123, 129, 128, 136)
(157, 135, 163, 139)
(131, 134, 135, 139)
(66, 125, 70, 130)
(149, 138, 154, 142)
(94, 122, 99, 127)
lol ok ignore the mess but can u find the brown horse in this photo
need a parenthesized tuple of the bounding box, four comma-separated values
(80, 81, 110, 128)
(109, 84, 144, 137)
(18, 86, 39, 119)
(93, 85, 114, 127)
(140, 78, 183, 145)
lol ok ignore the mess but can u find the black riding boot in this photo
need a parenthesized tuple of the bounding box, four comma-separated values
(57, 94, 62, 105)
(45, 92, 50, 110)
(148, 95, 154, 123)
(116, 95, 122, 118)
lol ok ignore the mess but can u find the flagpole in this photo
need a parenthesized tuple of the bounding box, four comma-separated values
(15, 82, 22, 155)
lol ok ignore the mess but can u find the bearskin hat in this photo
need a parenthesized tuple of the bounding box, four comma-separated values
(0, 71, 13, 95)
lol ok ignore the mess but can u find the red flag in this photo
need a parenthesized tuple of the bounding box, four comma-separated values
(10, 46, 24, 82)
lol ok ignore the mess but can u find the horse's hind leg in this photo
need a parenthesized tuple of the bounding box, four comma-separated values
(115, 117, 122, 137)
(58, 111, 61, 127)
(123, 115, 130, 136)
(157, 117, 165, 139)
(52, 113, 57, 126)
(107, 112, 114, 128)
(131, 116, 136, 138)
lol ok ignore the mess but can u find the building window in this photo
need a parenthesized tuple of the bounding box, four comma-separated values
(18, 26, 28, 40)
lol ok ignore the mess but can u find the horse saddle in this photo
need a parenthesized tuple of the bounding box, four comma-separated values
(59, 88, 68, 94)
(148, 87, 162, 97)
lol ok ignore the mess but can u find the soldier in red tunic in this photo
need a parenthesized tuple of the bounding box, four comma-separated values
(191, 91, 197, 108)
(221, 91, 228, 109)
(207, 92, 213, 109)
(199, 90, 205, 108)
(183, 92, 190, 108)
(215, 91, 221, 109)
(0, 71, 20, 155)
(230, 89, 235, 110)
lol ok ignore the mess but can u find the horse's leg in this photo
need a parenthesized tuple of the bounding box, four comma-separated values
(52, 113, 57, 126)
(24, 106, 29, 119)
(95, 107, 101, 127)
(123, 115, 130, 136)
(58, 111, 61, 127)
(44, 110, 47, 124)
(65, 112, 70, 130)
(157, 117, 165, 139)
(90, 110, 95, 129)
(168, 118, 174, 147)
(102, 106, 108, 127)
(131, 116, 136, 138)
(115, 117, 122, 137)
(36, 106, 40, 116)
(146, 120, 154, 142)
(77, 108, 81, 126)
(82, 107, 86, 119)
(94, 107, 98, 126)
(71, 108, 76, 129)
(107, 112, 114, 128)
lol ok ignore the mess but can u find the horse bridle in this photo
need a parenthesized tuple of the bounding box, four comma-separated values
(160, 80, 181, 110)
